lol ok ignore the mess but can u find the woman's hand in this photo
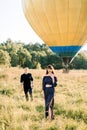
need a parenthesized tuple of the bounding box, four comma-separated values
(50, 74, 55, 83)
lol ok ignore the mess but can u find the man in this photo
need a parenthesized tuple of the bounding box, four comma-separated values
(20, 67, 34, 101)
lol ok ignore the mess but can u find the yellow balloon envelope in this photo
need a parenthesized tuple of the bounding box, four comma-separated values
(22, 0, 87, 63)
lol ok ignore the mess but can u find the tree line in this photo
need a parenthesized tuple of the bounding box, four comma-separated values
(0, 39, 87, 69)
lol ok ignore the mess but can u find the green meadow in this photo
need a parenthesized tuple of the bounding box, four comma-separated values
(0, 67, 87, 130)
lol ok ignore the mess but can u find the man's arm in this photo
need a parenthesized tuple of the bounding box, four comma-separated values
(20, 75, 23, 88)
(30, 74, 33, 81)
(30, 74, 34, 88)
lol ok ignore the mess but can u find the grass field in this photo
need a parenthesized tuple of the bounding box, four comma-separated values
(0, 67, 87, 130)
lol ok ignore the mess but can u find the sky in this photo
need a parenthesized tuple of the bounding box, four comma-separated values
(0, 0, 87, 51)
(0, 0, 43, 44)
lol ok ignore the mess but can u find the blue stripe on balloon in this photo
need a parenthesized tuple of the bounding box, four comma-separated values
(49, 46, 82, 53)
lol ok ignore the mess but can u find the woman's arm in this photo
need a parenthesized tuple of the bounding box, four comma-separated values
(42, 76, 46, 91)
(53, 76, 58, 87)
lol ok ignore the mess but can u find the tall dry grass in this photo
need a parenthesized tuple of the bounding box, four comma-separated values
(0, 67, 87, 130)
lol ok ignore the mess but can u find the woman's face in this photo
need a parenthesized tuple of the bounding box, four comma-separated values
(47, 68, 52, 73)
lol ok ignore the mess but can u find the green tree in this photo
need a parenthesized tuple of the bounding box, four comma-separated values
(10, 51, 19, 67)
(17, 48, 32, 68)
(72, 52, 87, 69)
(31, 51, 40, 68)
(0, 50, 11, 66)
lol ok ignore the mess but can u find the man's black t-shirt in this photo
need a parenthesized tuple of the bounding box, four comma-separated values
(20, 73, 33, 88)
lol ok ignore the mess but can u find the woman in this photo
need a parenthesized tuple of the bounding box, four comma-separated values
(42, 65, 58, 120)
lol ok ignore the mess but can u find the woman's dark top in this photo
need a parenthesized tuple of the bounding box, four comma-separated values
(42, 76, 57, 91)
(20, 73, 33, 88)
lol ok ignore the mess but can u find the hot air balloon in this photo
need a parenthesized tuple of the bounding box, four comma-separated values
(22, 0, 87, 68)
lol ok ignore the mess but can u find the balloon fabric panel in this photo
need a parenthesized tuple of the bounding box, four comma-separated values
(22, 0, 87, 61)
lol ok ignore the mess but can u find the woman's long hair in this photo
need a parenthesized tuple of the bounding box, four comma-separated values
(46, 65, 54, 74)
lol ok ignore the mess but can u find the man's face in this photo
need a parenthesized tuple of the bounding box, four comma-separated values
(24, 67, 28, 73)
